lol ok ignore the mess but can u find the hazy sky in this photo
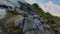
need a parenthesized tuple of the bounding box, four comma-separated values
(25, 0, 60, 17)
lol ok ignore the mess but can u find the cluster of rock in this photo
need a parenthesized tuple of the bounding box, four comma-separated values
(0, 0, 58, 34)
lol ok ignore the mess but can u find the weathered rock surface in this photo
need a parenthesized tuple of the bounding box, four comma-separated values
(0, 0, 56, 34)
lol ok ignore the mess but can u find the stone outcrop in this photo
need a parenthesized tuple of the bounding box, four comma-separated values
(0, 0, 57, 34)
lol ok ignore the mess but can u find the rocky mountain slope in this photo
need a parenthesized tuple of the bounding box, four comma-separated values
(0, 0, 59, 34)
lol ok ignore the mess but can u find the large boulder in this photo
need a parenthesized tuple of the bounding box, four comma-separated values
(0, 0, 26, 8)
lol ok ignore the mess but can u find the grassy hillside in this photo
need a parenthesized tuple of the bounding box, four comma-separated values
(32, 3, 60, 24)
